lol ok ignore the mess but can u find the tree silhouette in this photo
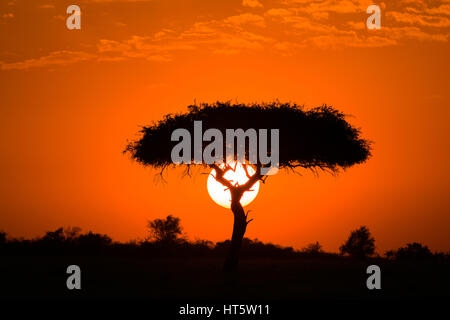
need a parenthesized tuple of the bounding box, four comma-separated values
(302, 241, 323, 255)
(76, 232, 112, 250)
(64, 226, 82, 240)
(126, 102, 371, 271)
(0, 231, 6, 246)
(147, 215, 184, 243)
(41, 227, 65, 243)
(340, 226, 375, 259)
(387, 242, 433, 260)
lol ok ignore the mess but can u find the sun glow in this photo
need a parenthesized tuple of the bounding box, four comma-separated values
(207, 161, 260, 208)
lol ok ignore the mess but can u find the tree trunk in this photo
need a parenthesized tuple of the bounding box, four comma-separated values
(223, 195, 247, 272)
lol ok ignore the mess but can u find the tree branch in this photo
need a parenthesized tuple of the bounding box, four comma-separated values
(242, 163, 252, 179)
(245, 210, 253, 225)
(210, 163, 235, 190)
(239, 164, 264, 192)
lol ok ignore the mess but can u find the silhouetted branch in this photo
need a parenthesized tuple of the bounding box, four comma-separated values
(242, 164, 252, 179)
(154, 164, 170, 184)
(210, 164, 235, 190)
(245, 210, 253, 225)
(239, 165, 264, 192)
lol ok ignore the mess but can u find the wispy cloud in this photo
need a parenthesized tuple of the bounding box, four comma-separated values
(1, 13, 14, 19)
(39, 4, 55, 9)
(83, 0, 153, 2)
(97, 35, 196, 62)
(0, 51, 96, 71)
(2, 0, 449, 70)
(224, 13, 266, 27)
(243, 0, 264, 8)
(270, 0, 449, 49)
(388, 10, 450, 28)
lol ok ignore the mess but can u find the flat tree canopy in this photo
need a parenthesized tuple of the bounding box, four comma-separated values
(125, 101, 371, 173)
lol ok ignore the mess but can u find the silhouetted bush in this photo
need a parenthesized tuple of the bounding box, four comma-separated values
(41, 228, 65, 243)
(386, 242, 435, 261)
(75, 232, 112, 254)
(147, 215, 184, 244)
(0, 231, 6, 245)
(339, 226, 375, 259)
(64, 226, 82, 240)
(36, 227, 69, 254)
(301, 242, 324, 256)
(1, 219, 447, 263)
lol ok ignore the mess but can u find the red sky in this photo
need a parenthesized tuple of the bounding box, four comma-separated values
(1, 0, 449, 253)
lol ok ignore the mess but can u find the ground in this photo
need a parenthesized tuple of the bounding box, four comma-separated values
(1, 256, 448, 301)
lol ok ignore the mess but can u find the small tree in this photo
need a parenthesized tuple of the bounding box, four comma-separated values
(147, 215, 183, 243)
(340, 226, 375, 259)
(392, 242, 433, 260)
(41, 227, 65, 243)
(0, 231, 6, 244)
(76, 231, 112, 247)
(302, 241, 323, 255)
(64, 226, 82, 240)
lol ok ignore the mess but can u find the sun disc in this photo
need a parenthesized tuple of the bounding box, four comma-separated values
(207, 161, 260, 208)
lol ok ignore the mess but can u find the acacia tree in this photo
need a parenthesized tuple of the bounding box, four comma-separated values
(125, 102, 371, 271)
(340, 226, 375, 259)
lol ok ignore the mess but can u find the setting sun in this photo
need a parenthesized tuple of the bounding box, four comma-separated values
(207, 161, 260, 208)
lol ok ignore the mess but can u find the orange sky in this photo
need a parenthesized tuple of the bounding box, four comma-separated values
(1, 0, 449, 253)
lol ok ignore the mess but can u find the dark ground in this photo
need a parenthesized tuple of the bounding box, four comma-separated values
(1, 256, 448, 300)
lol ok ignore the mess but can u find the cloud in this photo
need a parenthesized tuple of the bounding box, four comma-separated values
(224, 13, 265, 27)
(2, 0, 450, 70)
(242, 0, 264, 8)
(306, 33, 397, 48)
(179, 19, 272, 52)
(97, 35, 195, 61)
(387, 11, 450, 28)
(83, 0, 152, 2)
(387, 26, 448, 42)
(282, 0, 372, 13)
(265, 8, 293, 17)
(400, 0, 426, 5)
(1, 13, 14, 19)
(299, 0, 367, 14)
(0, 51, 96, 70)
(274, 0, 450, 48)
(424, 4, 450, 15)
(346, 21, 366, 30)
